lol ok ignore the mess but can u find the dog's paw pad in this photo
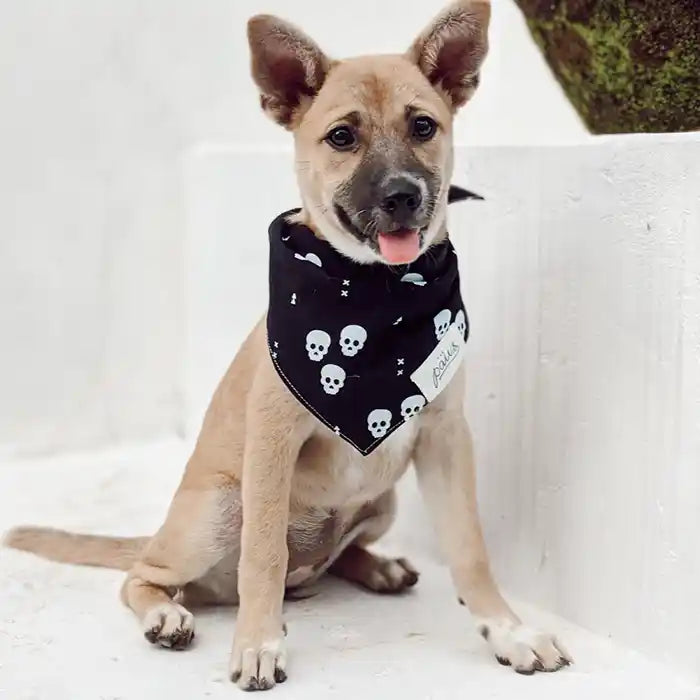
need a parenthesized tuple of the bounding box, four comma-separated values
(143, 602, 195, 650)
(367, 556, 420, 593)
(230, 637, 287, 691)
(478, 621, 572, 674)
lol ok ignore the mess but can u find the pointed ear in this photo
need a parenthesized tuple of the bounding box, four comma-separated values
(448, 185, 484, 202)
(408, 1, 490, 110)
(247, 15, 332, 128)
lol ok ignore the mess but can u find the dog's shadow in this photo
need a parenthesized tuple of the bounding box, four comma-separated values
(190, 569, 483, 667)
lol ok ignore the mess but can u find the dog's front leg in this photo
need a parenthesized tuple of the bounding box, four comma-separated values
(413, 385, 572, 674)
(230, 381, 310, 691)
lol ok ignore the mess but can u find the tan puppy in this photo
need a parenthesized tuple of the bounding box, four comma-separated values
(5, 1, 571, 691)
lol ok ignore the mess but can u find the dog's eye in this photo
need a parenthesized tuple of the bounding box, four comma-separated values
(325, 126, 356, 151)
(412, 116, 437, 142)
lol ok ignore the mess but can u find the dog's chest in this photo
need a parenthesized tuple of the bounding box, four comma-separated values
(294, 417, 420, 507)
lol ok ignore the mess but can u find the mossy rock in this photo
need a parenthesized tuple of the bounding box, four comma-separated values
(514, 0, 700, 133)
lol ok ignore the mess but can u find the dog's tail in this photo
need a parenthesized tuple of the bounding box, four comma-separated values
(3, 526, 148, 571)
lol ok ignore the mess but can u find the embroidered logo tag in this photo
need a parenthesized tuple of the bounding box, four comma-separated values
(410, 323, 465, 402)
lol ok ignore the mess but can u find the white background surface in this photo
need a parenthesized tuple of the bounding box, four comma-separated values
(0, 0, 585, 456)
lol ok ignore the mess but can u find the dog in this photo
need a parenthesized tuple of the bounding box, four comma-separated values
(4, 1, 571, 690)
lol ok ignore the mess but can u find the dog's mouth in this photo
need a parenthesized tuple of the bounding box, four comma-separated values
(334, 203, 427, 265)
(334, 203, 363, 239)
(376, 228, 421, 264)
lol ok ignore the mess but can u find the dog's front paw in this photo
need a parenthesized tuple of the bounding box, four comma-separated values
(230, 631, 287, 691)
(478, 620, 572, 674)
(142, 602, 195, 650)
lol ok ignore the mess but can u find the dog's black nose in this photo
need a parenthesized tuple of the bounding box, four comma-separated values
(379, 177, 423, 218)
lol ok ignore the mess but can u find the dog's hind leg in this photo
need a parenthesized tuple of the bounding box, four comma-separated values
(121, 473, 242, 650)
(327, 490, 420, 594)
(330, 545, 420, 594)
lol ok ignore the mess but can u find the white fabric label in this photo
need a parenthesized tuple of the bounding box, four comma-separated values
(410, 323, 465, 402)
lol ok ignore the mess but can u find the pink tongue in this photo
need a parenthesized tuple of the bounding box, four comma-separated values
(377, 230, 420, 264)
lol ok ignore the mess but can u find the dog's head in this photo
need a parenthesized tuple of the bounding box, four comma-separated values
(248, 1, 490, 265)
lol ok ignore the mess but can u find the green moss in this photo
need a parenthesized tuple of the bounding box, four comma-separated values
(515, 0, 700, 133)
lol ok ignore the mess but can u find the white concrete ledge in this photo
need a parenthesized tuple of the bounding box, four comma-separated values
(183, 132, 700, 679)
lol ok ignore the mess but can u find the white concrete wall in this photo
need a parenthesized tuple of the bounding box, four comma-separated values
(0, 0, 584, 455)
(453, 135, 700, 679)
(182, 134, 700, 679)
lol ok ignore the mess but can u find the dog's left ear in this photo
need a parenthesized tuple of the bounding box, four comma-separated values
(408, 0, 490, 110)
(248, 15, 332, 128)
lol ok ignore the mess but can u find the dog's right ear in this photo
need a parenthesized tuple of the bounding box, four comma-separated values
(247, 15, 331, 129)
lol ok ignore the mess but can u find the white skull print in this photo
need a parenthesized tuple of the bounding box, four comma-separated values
(320, 364, 346, 395)
(400, 395, 426, 420)
(305, 329, 331, 361)
(367, 409, 392, 438)
(339, 324, 367, 357)
(433, 309, 451, 340)
(455, 309, 466, 337)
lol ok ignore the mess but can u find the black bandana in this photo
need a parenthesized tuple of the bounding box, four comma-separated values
(267, 206, 469, 455)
